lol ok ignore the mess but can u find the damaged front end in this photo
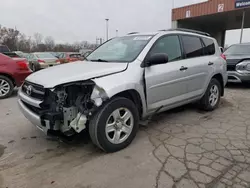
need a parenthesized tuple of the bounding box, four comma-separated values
(37, 81, 108, 136)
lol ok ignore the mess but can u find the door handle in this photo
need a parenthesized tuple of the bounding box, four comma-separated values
(180, 66, 188, 71)
(208, 62, 214, 66)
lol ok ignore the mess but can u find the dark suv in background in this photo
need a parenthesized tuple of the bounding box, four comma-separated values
(225, 43, 250, 83)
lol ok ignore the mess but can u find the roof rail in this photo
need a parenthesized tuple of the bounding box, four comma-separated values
(127, 32, 139, 35)
(167, 28, 210, 36)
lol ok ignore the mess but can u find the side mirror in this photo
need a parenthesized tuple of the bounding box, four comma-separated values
(147, 53, 168, 66)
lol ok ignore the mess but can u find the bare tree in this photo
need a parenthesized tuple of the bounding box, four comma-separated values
(0, 26, 19, 50)
(33, 33, 43, 45)
(1, 24, 96, 52)
(44, 36, 55, 51)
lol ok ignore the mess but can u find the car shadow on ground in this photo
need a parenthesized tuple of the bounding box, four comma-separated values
(60, 102, 206, 150)
(226, 82, 250, 89)
(56, 96, 233, 147)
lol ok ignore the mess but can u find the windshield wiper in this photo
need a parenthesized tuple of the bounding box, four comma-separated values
(89, 59, 109, 62)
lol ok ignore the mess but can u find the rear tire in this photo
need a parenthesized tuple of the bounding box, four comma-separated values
(199, 78, 221, 111)
(89, 97, 139, 153)
(0, 75, 14, 99)
(31, 64, 37, 72)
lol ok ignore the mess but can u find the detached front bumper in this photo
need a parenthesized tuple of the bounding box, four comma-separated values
(18, 99, 49, 134)
(227, 71, 250, 83)
(18, 88, 60, 135)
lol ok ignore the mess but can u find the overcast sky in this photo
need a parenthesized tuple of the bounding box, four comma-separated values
(0, 0, 249, 45)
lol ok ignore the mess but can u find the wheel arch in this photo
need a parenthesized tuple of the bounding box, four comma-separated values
(112, 89, 143, 119)
(212, 73, 224, 96)
(0, 73, 16, 86)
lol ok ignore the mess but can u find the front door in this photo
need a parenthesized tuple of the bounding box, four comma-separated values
(145, 35, 190, 111)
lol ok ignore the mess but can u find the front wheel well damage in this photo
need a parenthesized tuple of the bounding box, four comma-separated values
(212, 74, 224, 96)
(40, 81, 102, 135)
(112, 90, 143, 119)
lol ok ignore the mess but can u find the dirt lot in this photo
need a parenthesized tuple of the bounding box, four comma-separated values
(1, 86, 250, 188)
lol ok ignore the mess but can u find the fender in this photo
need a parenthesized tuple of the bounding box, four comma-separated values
(91, 65, 148, 117)
(202, 71, 225, 97)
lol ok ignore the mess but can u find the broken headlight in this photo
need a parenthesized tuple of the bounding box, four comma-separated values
(91, 85, 108, 106)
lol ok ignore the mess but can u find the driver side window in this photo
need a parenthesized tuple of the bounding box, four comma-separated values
(150, 35, 182, 62)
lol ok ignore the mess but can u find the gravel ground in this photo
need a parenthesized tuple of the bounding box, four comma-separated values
(1, 85, 250, 188)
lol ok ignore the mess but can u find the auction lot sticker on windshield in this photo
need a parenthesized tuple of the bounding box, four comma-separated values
(235, 0, 250, 8)
(133, 36, 152, 40)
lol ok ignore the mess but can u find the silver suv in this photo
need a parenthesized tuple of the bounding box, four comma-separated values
(18, 29, 227, 152)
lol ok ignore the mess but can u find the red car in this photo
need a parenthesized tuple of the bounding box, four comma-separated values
(57, 52, 84, 64)
(0, 53, 32, 99)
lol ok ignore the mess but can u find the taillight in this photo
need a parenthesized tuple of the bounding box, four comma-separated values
(17, 61, 29, 70)
(56, 59, 60, 63)
(38, 59, 45, 63)
(221, 54, 226, 60)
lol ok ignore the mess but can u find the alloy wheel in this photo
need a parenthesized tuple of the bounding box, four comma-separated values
(105, 108, 134, 144)
(209, 84, 219, 107)
(0, 79, 10, 97)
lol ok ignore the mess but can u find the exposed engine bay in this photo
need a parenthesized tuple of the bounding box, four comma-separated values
(39, 80, 108, 136)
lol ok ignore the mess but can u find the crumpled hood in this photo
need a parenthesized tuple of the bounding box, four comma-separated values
(26, 61, 128, 88)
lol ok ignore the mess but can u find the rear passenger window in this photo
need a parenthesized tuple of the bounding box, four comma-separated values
(150, 35, 182, 62)
(181, 35, 203, 58)
(202, 38, 215, 55)
(70, 54, 81, 58)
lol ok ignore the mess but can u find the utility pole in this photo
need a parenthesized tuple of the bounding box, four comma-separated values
(240, 10, 245, 44)
(105, 18, 109, 41)
(15, 26, 19, 50)
(96, 37, 98, 45)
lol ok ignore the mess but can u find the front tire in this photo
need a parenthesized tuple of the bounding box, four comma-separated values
(199, 78, 221, 111)
(0, 75, 14, 99)
(89, 97, 139, 153)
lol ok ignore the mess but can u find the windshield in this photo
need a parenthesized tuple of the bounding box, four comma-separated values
(35, 53, 57, 59)
(87, 35, 153, 62)
(224, 45, 250, 55)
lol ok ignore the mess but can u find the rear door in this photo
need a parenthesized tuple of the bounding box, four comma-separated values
(179, 35, 213, 98)
(201, 37, 218, 87)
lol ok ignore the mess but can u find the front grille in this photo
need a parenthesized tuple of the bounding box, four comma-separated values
(226, 59, 240, 72)
(227, 64, 236, 71)
(22, 81, 45, 100)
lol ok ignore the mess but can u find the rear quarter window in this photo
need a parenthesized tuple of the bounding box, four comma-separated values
(202, 38, 215, 55)
(181, 35, 204, 58)
(69, 54, 81, 58)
